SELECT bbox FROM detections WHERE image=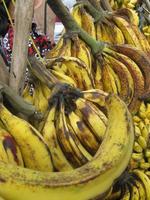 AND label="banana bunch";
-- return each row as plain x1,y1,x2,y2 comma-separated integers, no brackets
39,84,108,171
142,25,150,44
46,35,150,114
46,56,94,90
71,4,150,55
0,94,134,200
109,0,138,10
129,102,150,173
108,169,150,199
